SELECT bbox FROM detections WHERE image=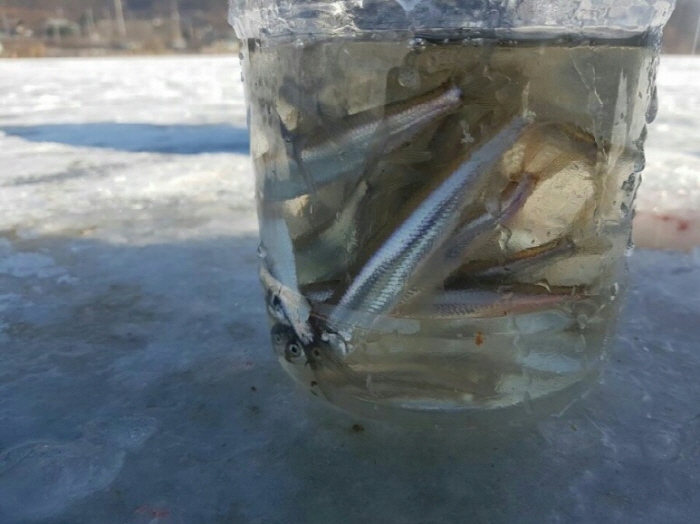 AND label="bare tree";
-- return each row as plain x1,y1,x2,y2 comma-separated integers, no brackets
170,0,186,49
0,0,10,35
113,0,126,39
